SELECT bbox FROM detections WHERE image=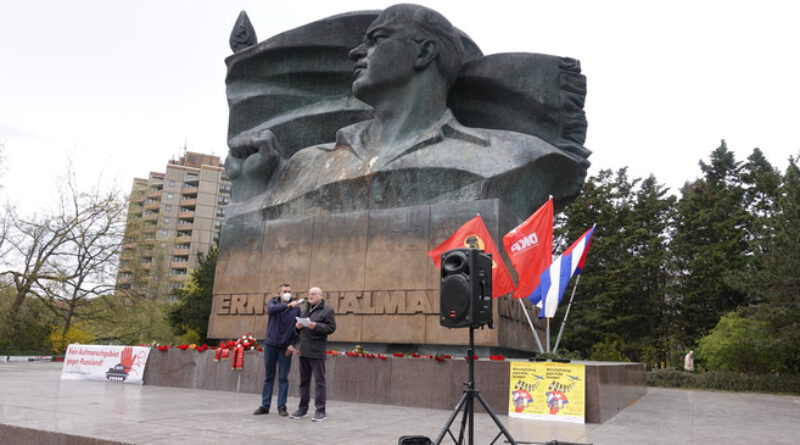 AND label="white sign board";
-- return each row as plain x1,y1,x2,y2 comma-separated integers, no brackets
61,344,151,384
